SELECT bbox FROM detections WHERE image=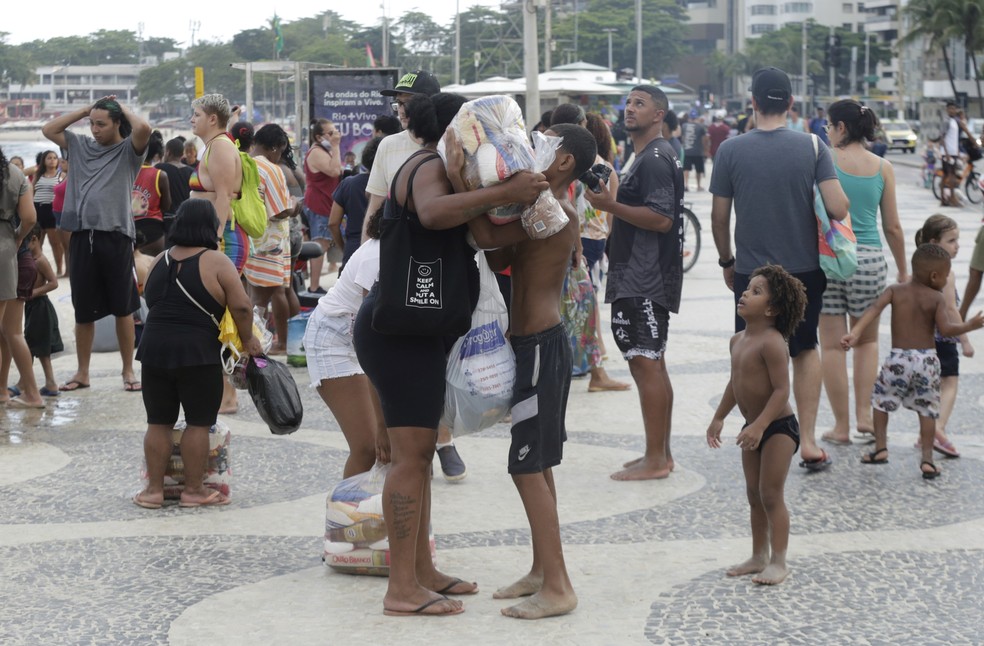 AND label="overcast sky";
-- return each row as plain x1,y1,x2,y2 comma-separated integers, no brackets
3,1,503,46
